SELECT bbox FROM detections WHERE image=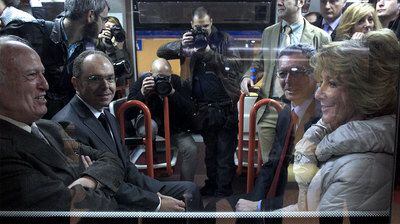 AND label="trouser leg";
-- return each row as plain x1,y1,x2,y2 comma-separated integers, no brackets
172,132,198,181
257,106,279,162
201,129,218,188
159,181,204,211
